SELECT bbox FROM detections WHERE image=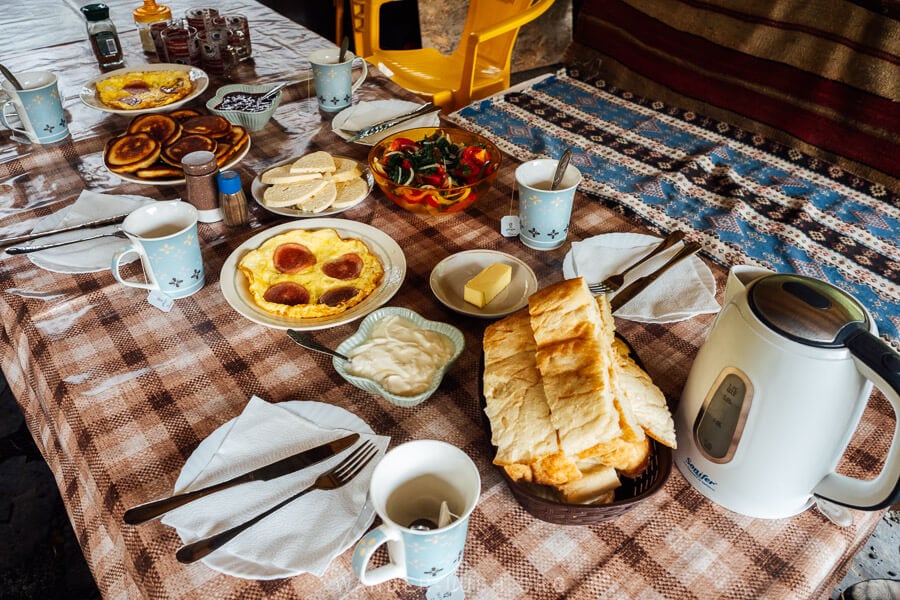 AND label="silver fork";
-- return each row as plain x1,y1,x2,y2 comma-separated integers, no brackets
175,440,378,563
587,230,685,295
